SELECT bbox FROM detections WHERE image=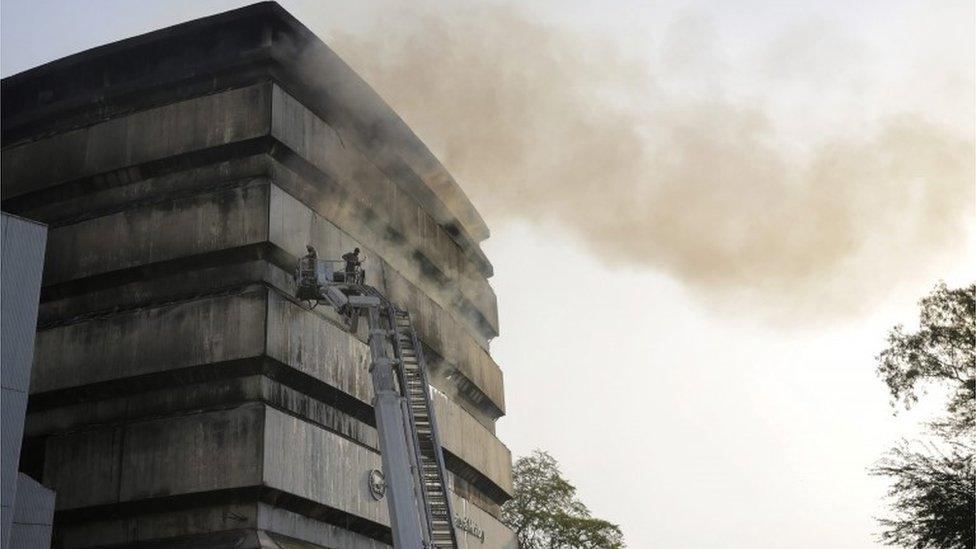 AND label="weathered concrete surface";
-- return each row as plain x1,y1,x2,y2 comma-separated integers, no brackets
44,404,264,510
26,376,270,440
32,290,268,393
56,503,260,549
264,407,388,524
1,84,271,198
432,389,513,497
44,179,270,285
121,405,265,502
57,505,392,549
258,504,390,549
265,291,375,404
452,494,518,549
